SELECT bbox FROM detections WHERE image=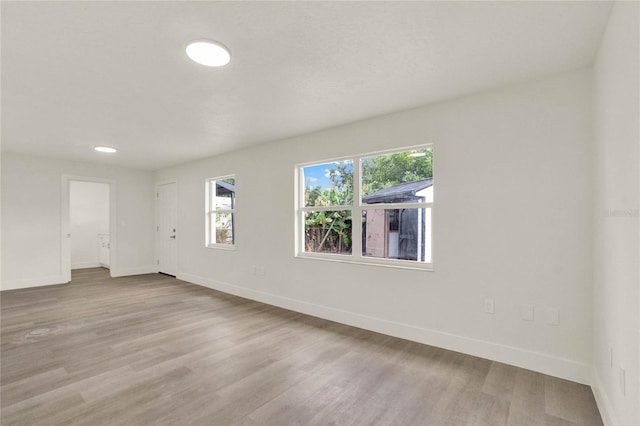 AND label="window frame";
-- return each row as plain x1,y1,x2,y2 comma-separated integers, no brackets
295,145,433,270
206,174,236,250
